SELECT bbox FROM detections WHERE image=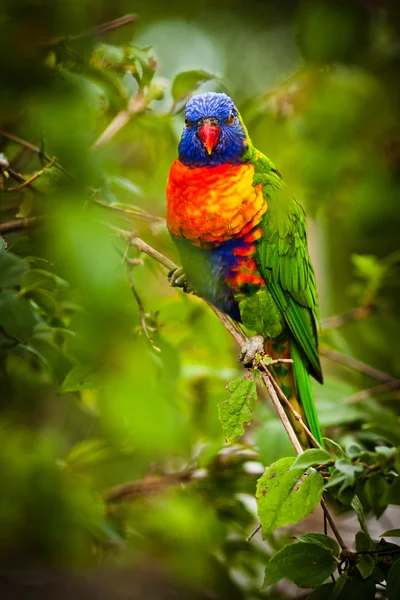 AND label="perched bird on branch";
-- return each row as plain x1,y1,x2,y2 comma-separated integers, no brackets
166,92,323,447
